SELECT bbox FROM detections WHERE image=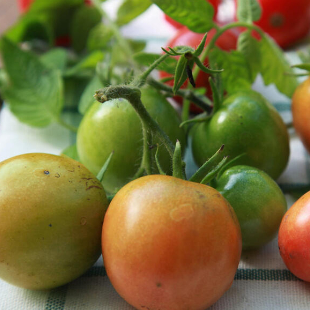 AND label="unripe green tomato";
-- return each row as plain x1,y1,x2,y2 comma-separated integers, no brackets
0,153,108,290
191,90,290,180
76,87,187,194
214,165,287,250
